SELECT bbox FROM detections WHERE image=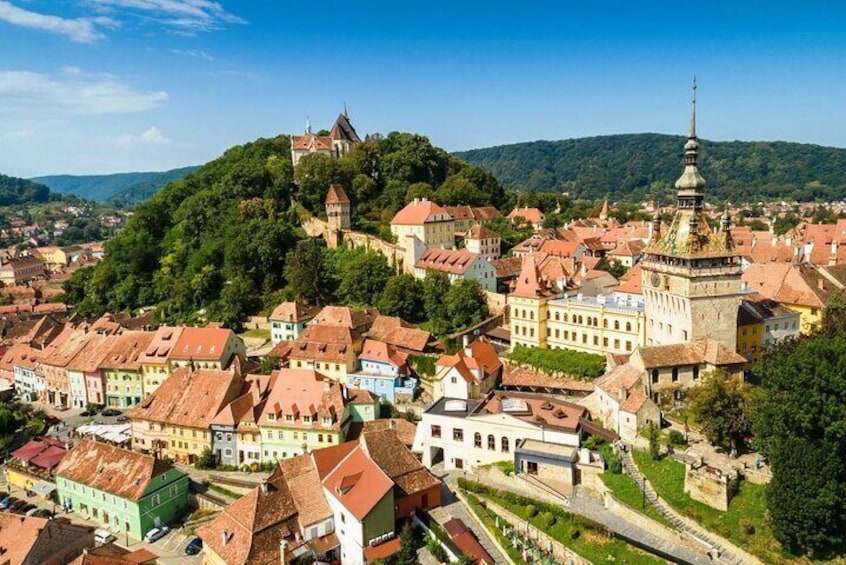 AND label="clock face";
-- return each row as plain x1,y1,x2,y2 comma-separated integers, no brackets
651,272,660,287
